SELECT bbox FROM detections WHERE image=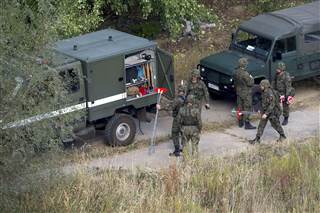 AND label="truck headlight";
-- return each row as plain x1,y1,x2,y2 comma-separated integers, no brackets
230,78,233,82
201,68,205,72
